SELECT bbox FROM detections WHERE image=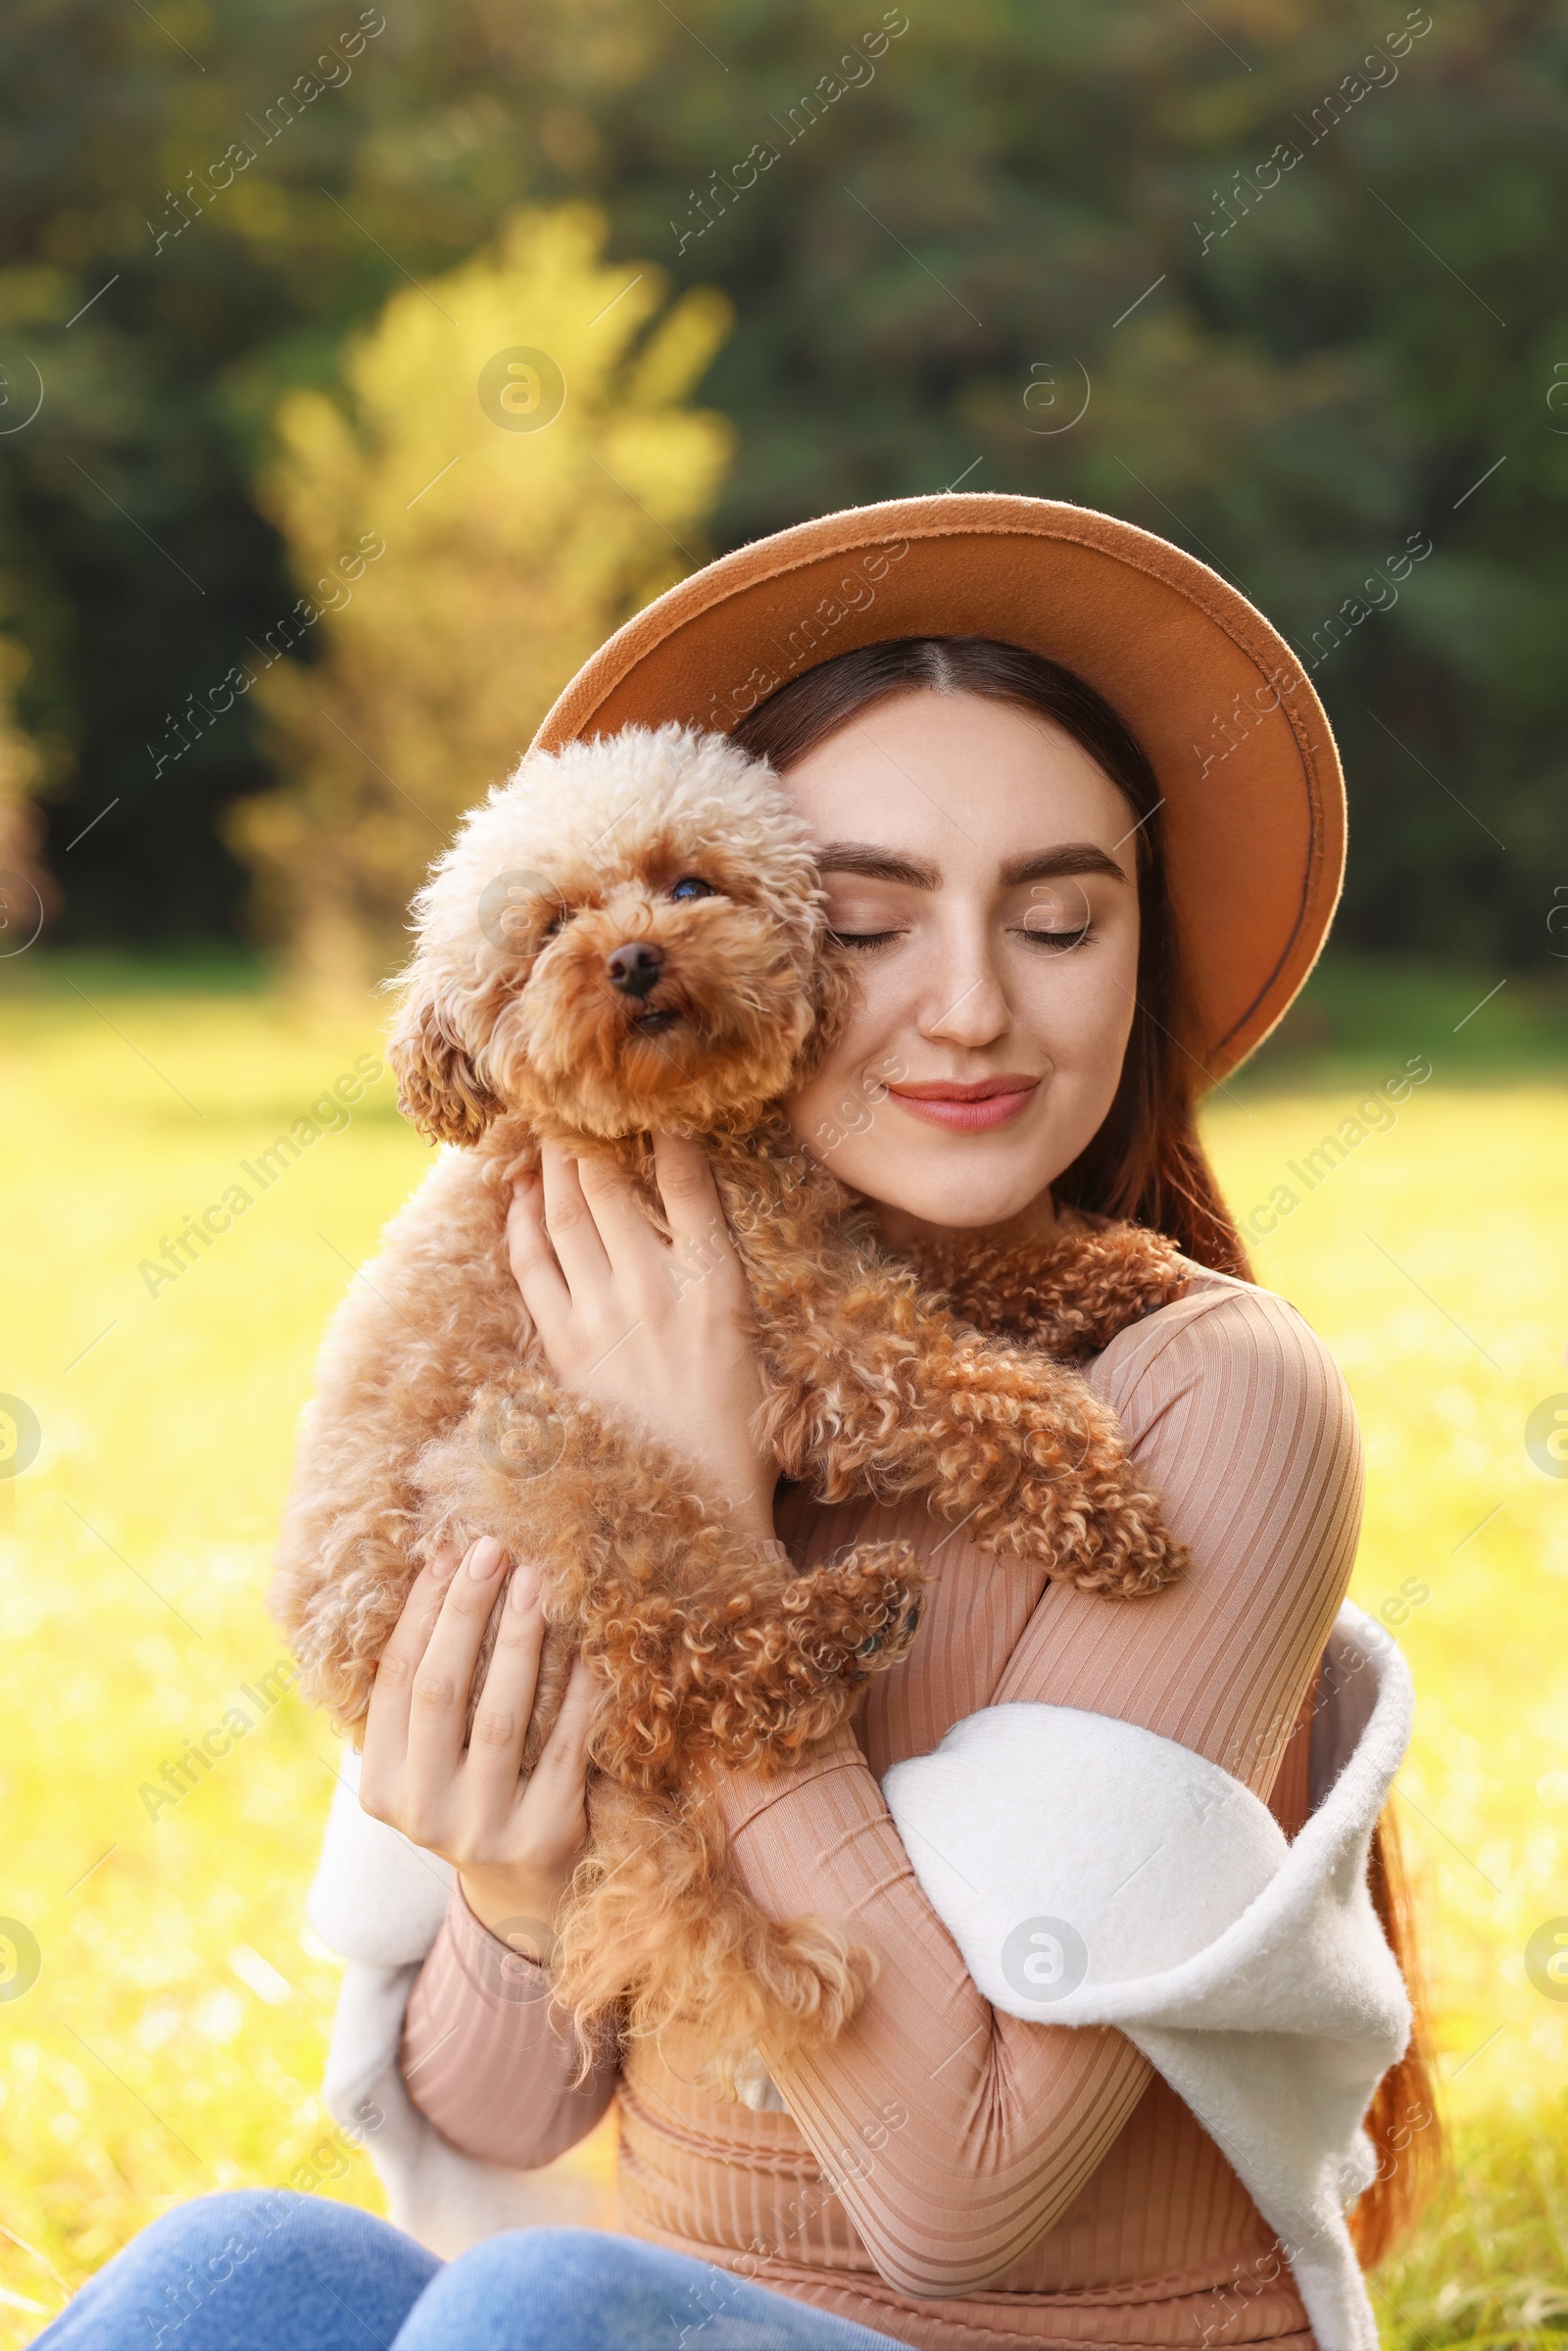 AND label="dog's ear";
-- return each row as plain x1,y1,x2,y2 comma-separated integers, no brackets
387,994,502,1145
